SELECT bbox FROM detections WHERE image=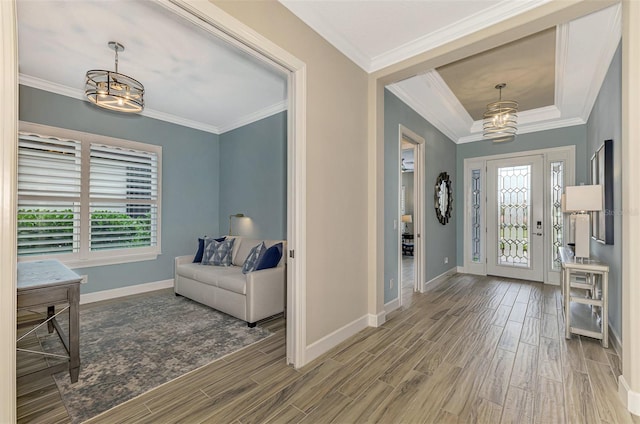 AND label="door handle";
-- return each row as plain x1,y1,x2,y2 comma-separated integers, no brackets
534,232,543,236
